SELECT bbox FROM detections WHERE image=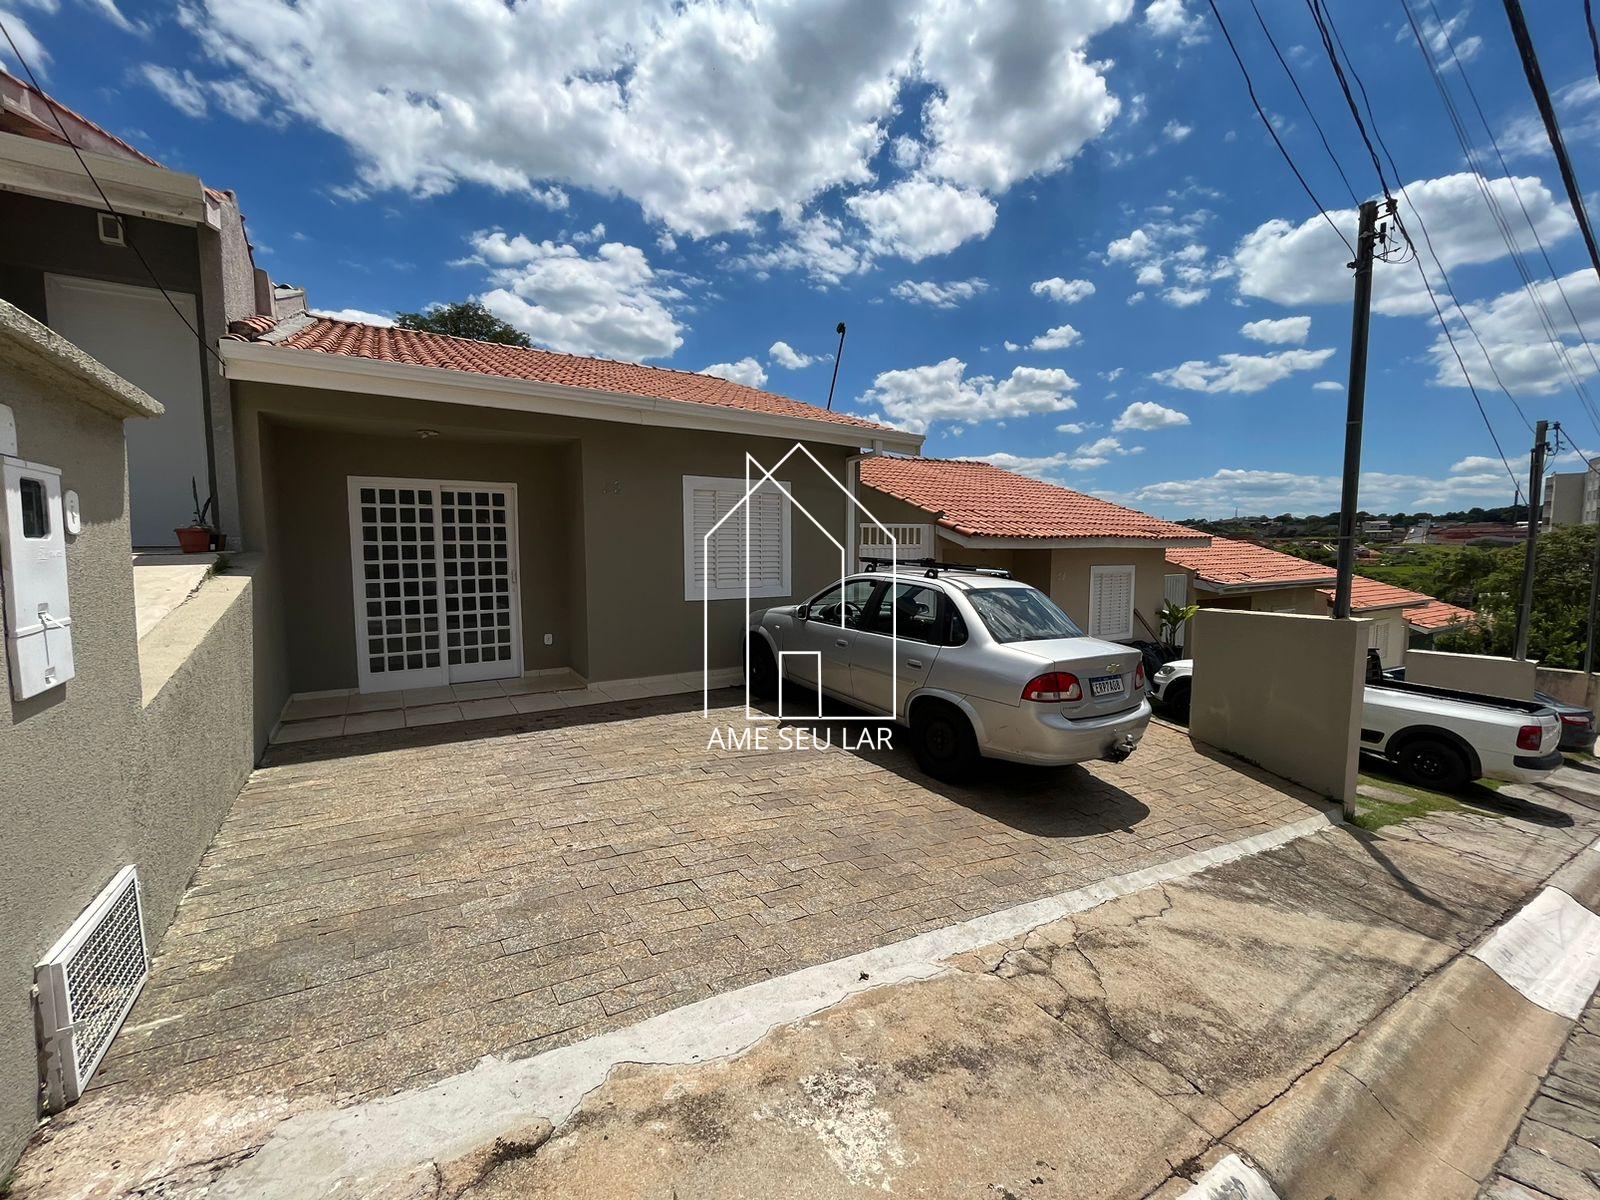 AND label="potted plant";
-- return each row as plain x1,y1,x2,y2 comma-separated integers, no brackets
175,478,225,553
1157,597,1199,658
